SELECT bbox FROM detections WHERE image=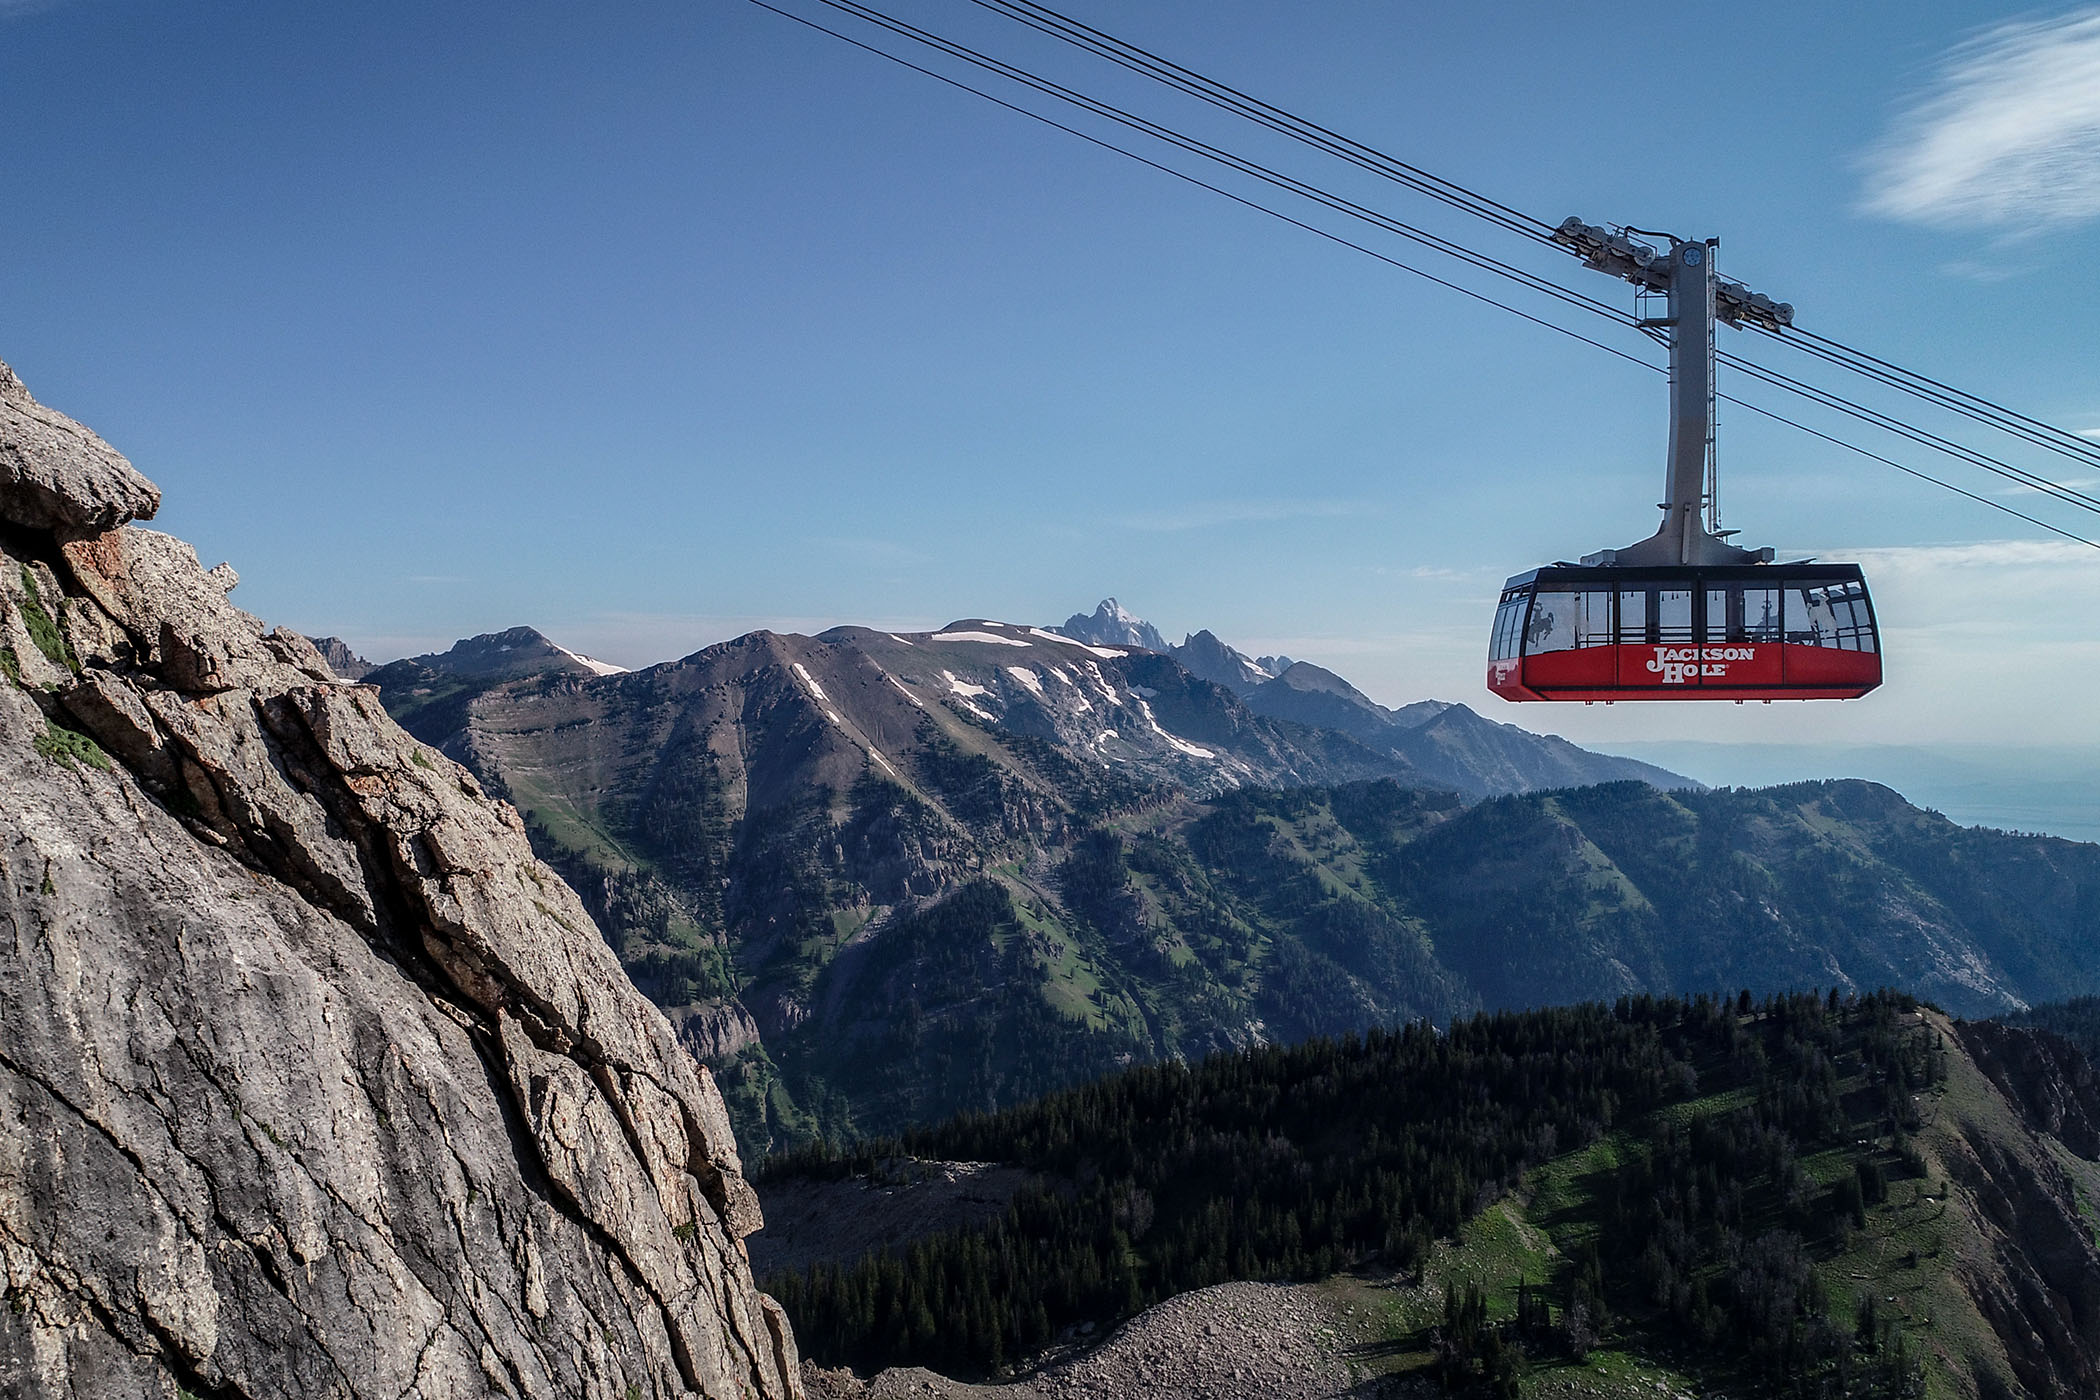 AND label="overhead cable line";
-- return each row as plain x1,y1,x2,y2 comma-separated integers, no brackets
743,0,2100,550
969,0,2100,482
790,0,2100,517
1718,394,2100,551
743,0,1655,374
962,0,1562,250
1758,327,2100,473
809,0,2100,504
1716,352,2100,516
793,0,1632,330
